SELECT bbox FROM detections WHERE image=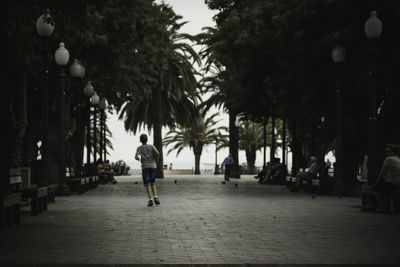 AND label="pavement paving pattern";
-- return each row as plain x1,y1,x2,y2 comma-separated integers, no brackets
1,174,400,265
